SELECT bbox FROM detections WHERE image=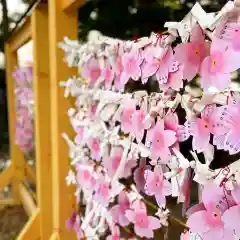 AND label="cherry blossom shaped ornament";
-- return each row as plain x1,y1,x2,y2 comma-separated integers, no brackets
120,49,142,85
110,190,130,227
200,38,240,92
174,23,209,81
134,158,151,192
187,182,236,240
94,177,111,208
106,225,124,240
147,119,177,163
81,58,101,87
87,137,101,161
101,61,115,90
103,146,123,178
125,201,161,239
120,98,136,134
144,165,172,207
131,109,146,143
